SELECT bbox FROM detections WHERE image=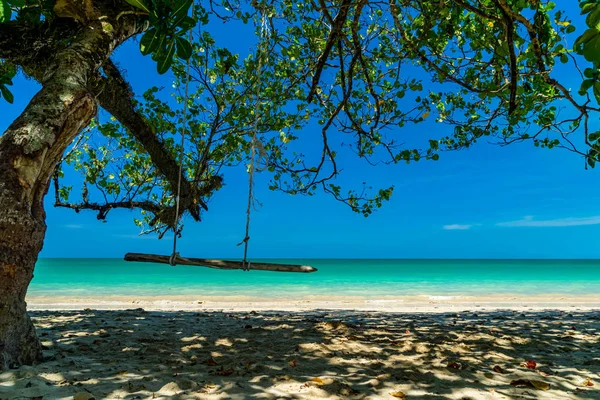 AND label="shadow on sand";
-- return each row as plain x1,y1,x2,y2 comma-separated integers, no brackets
0,309,599,399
